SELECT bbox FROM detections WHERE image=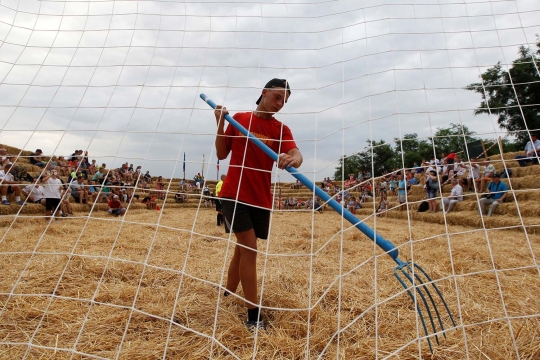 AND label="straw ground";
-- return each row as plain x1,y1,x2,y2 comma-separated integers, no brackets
1,208,539,359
